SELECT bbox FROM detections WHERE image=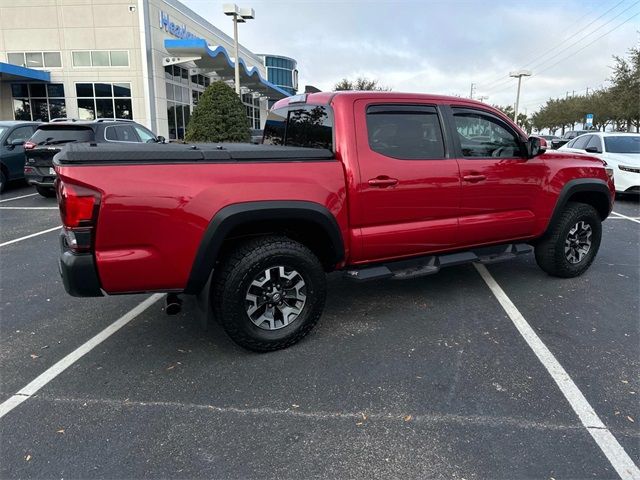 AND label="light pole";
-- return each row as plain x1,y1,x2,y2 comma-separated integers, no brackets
509,70,531,125
223,4,255,95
